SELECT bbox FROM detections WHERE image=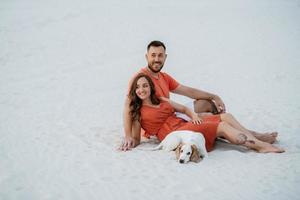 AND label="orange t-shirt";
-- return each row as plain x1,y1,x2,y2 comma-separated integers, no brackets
127,67,180,98
140,101,220,152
